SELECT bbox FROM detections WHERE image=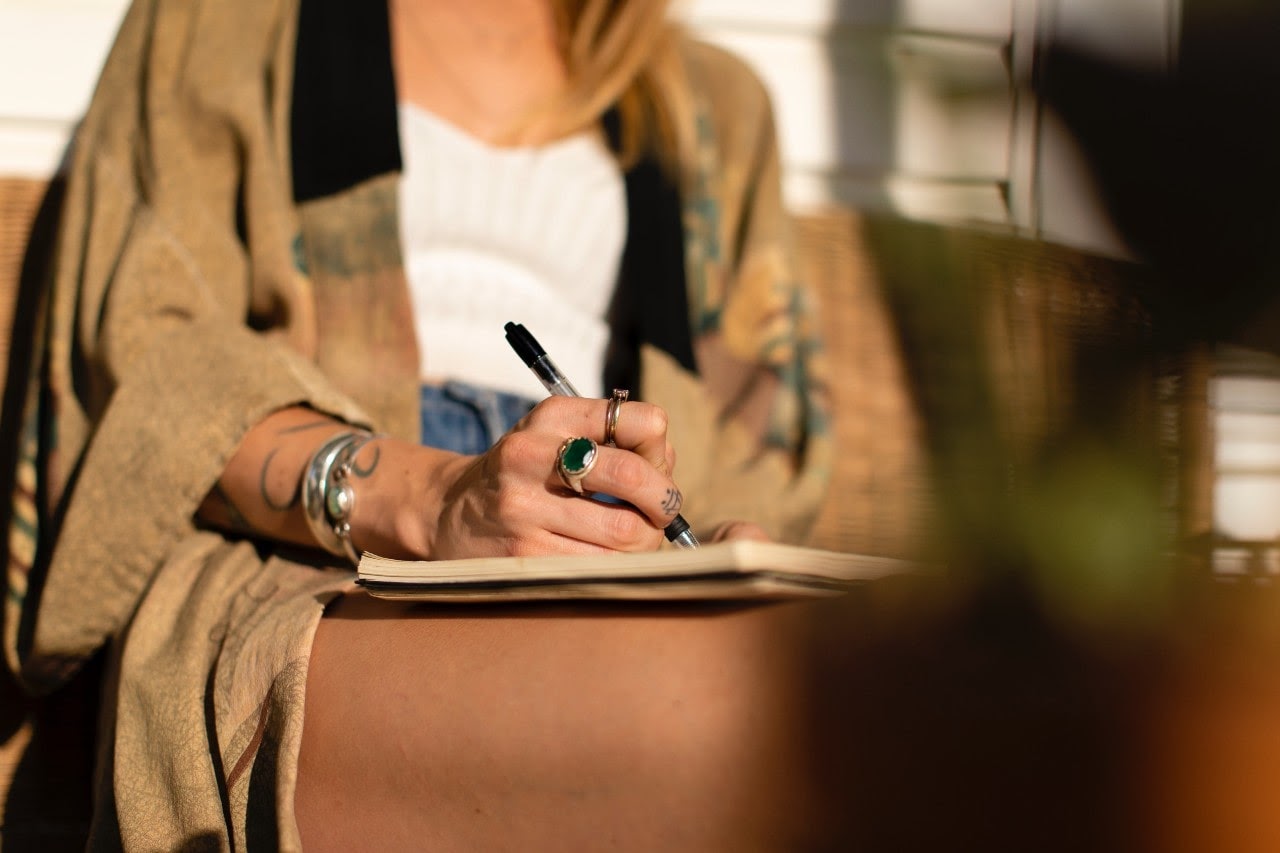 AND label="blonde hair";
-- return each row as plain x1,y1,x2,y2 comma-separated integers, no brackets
545,0,685,169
